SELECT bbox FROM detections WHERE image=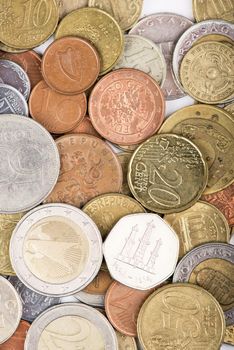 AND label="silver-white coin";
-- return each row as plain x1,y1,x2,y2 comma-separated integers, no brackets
103,213,179,290
10,203,103,297
24,303,118,350
0,84,28,116
0,114,59,213
75,290,105,308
